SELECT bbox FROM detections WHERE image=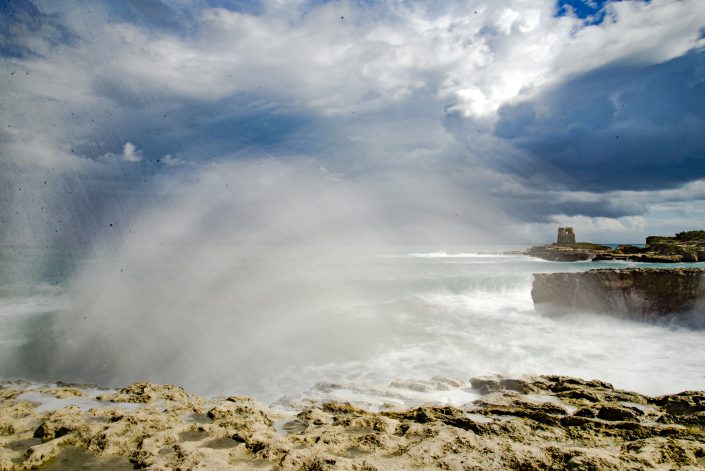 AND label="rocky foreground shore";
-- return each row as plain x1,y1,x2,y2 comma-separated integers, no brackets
2,376,705,470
